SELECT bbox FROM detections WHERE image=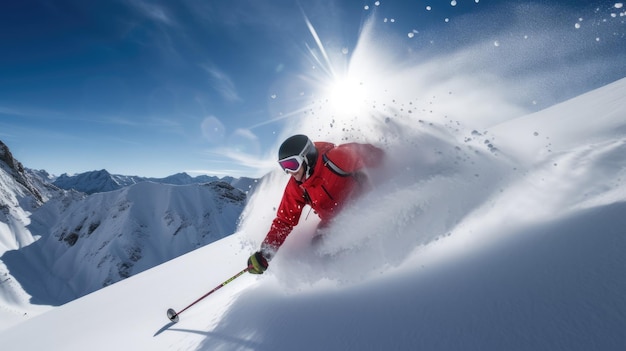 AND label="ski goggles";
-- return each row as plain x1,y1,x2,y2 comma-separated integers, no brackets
278,139,313,173
278,155,305,173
